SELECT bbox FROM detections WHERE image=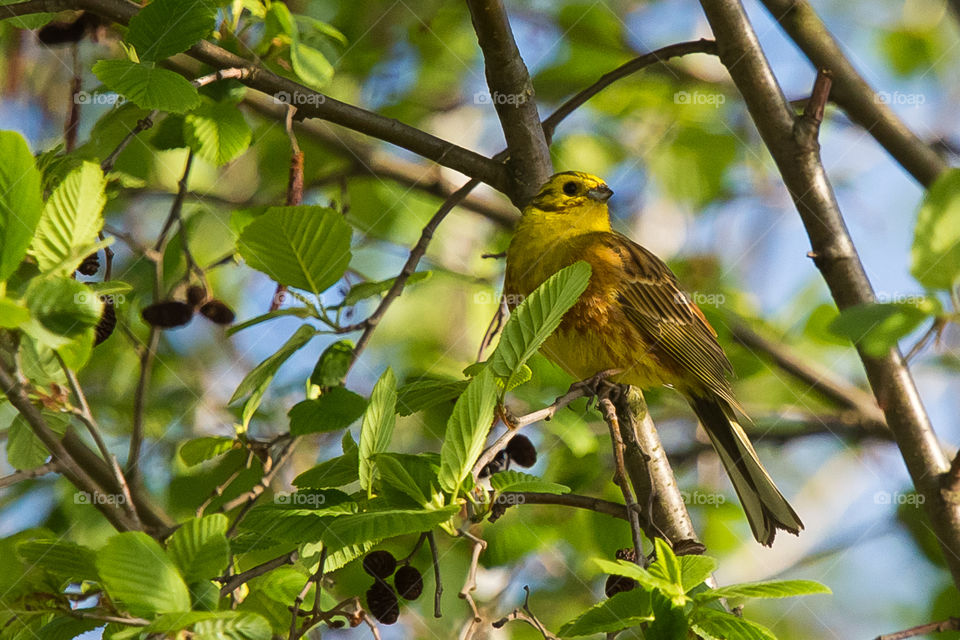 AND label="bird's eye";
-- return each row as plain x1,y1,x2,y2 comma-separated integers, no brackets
562,181,578,196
